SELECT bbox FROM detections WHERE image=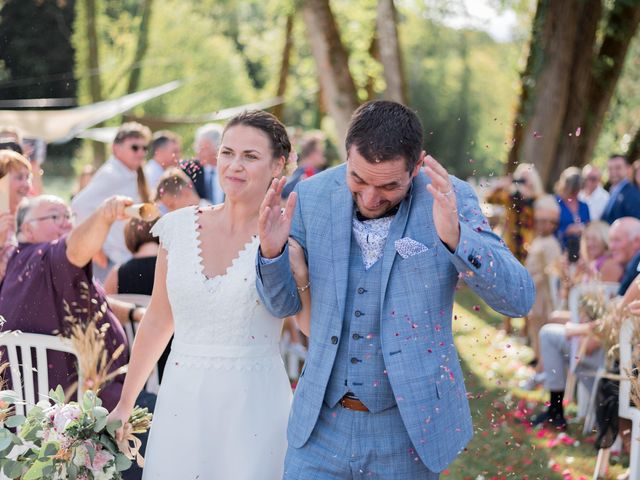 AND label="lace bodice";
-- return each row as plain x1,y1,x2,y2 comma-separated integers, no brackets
151,207,283,368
